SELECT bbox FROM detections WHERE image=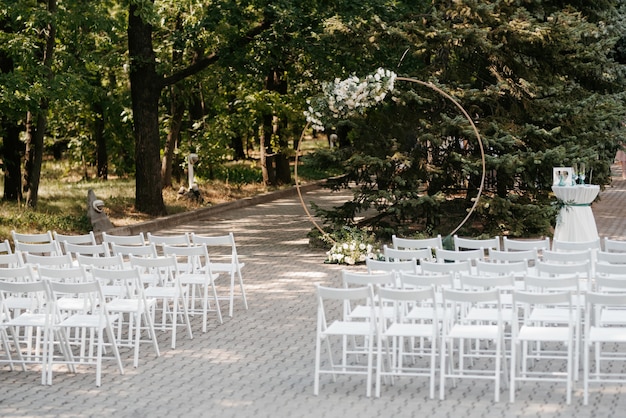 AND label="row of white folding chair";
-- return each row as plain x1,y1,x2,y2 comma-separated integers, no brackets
390,234,501,252
389,235,558,255
10,230,247,319
317,273,595,403
162,244,223,330
106,231,247,318
405,235,626,259
12,242,226,341
0,273,124,386
113,243,225,332
407,267,584,395
513,286,626,405
315,282,506,400
71,256,163,366
127,255,194,350
0,260,160,368
315,281,440,399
